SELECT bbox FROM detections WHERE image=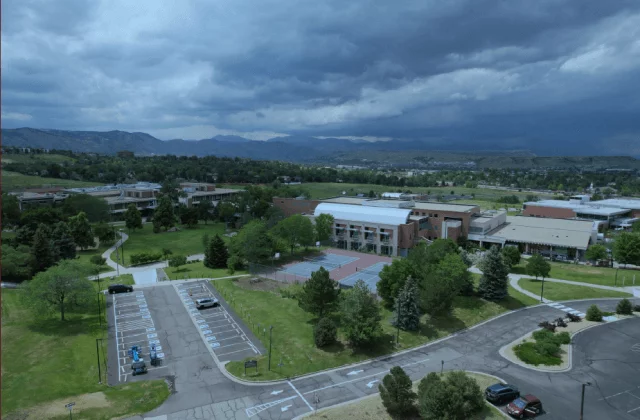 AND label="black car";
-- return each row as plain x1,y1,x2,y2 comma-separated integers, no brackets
108,284,133,294
131,360,147,376
485,383,520,404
